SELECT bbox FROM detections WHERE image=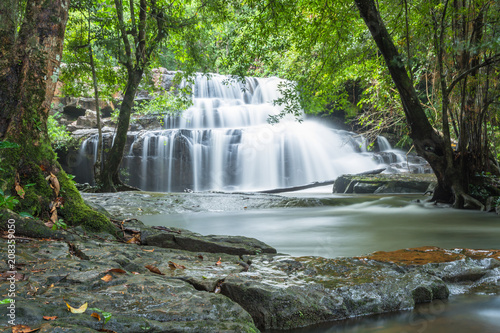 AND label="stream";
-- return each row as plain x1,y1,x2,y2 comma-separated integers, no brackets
136,189,500,333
